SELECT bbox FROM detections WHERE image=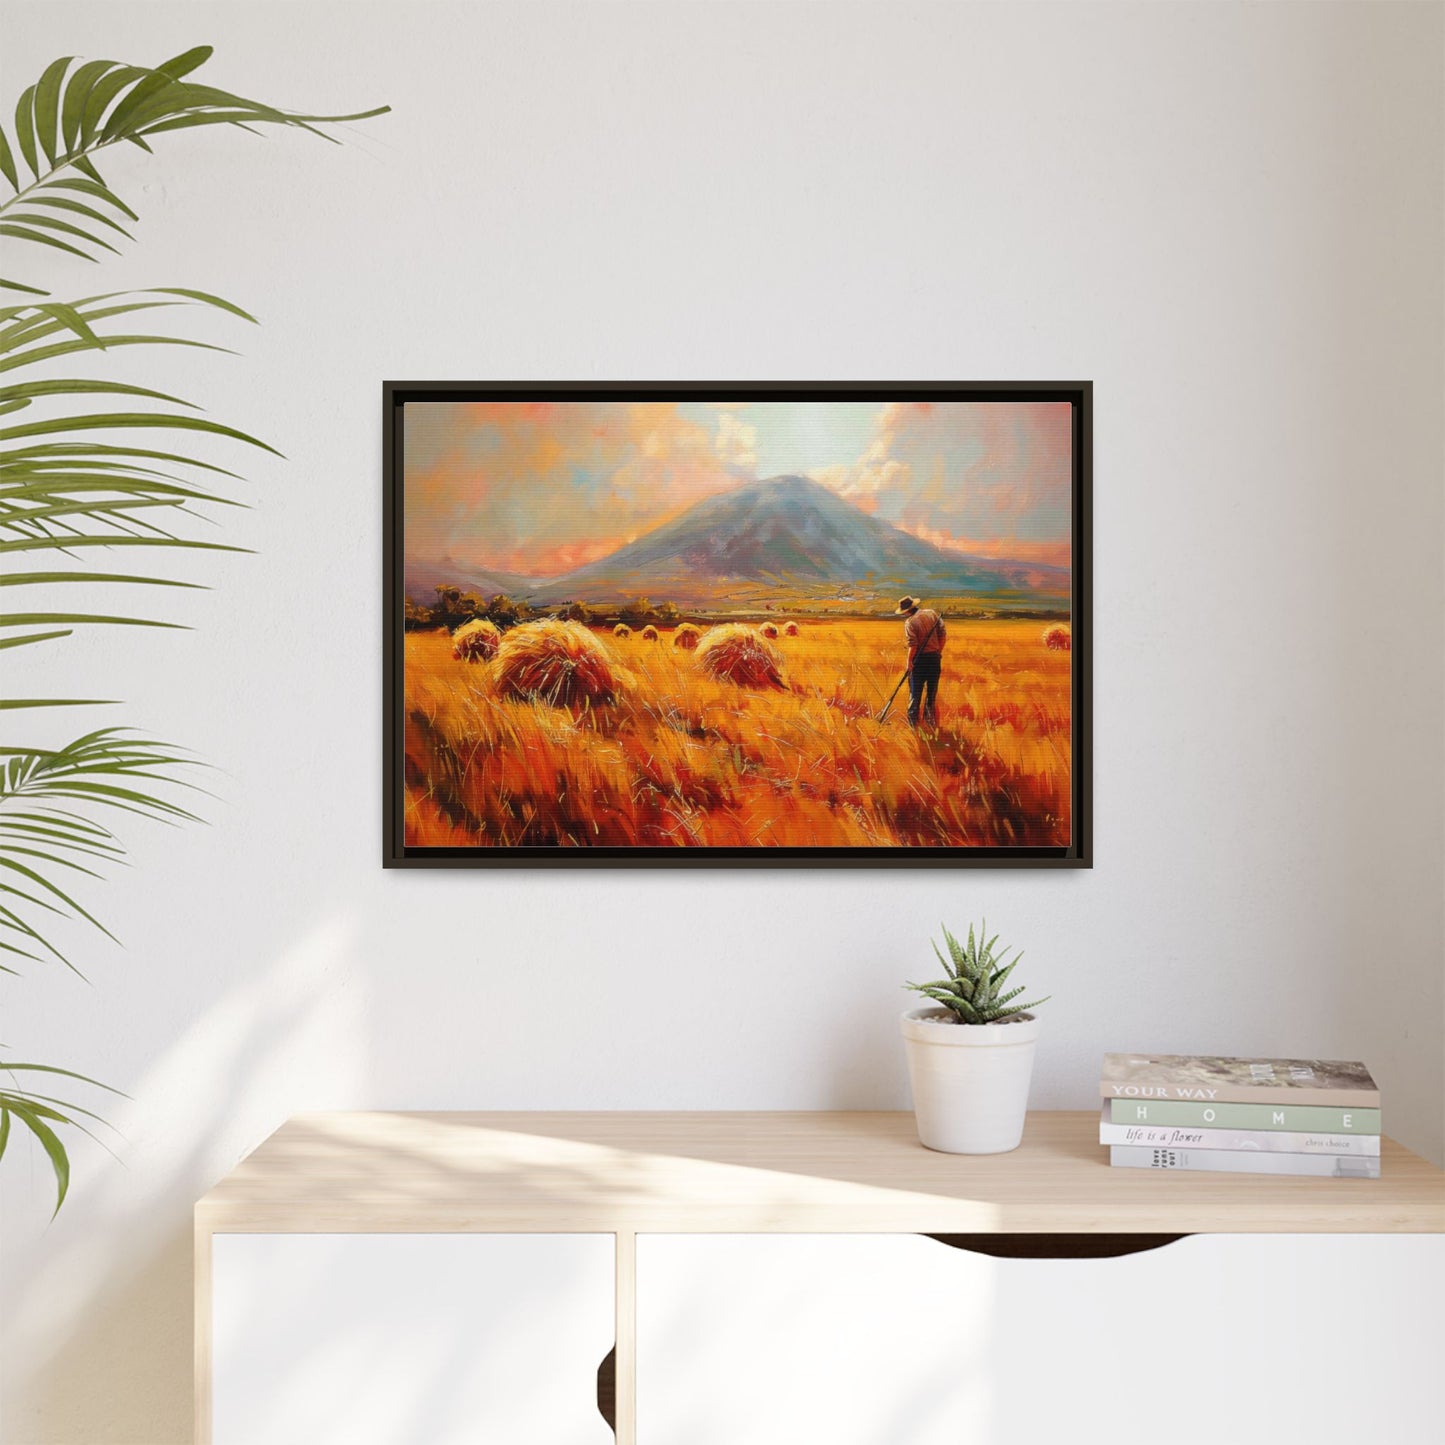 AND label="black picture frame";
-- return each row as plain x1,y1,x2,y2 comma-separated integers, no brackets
384,381,1092,868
